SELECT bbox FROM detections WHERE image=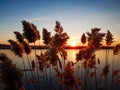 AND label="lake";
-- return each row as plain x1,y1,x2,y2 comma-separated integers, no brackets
0,49,120,90
0,49,119,70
